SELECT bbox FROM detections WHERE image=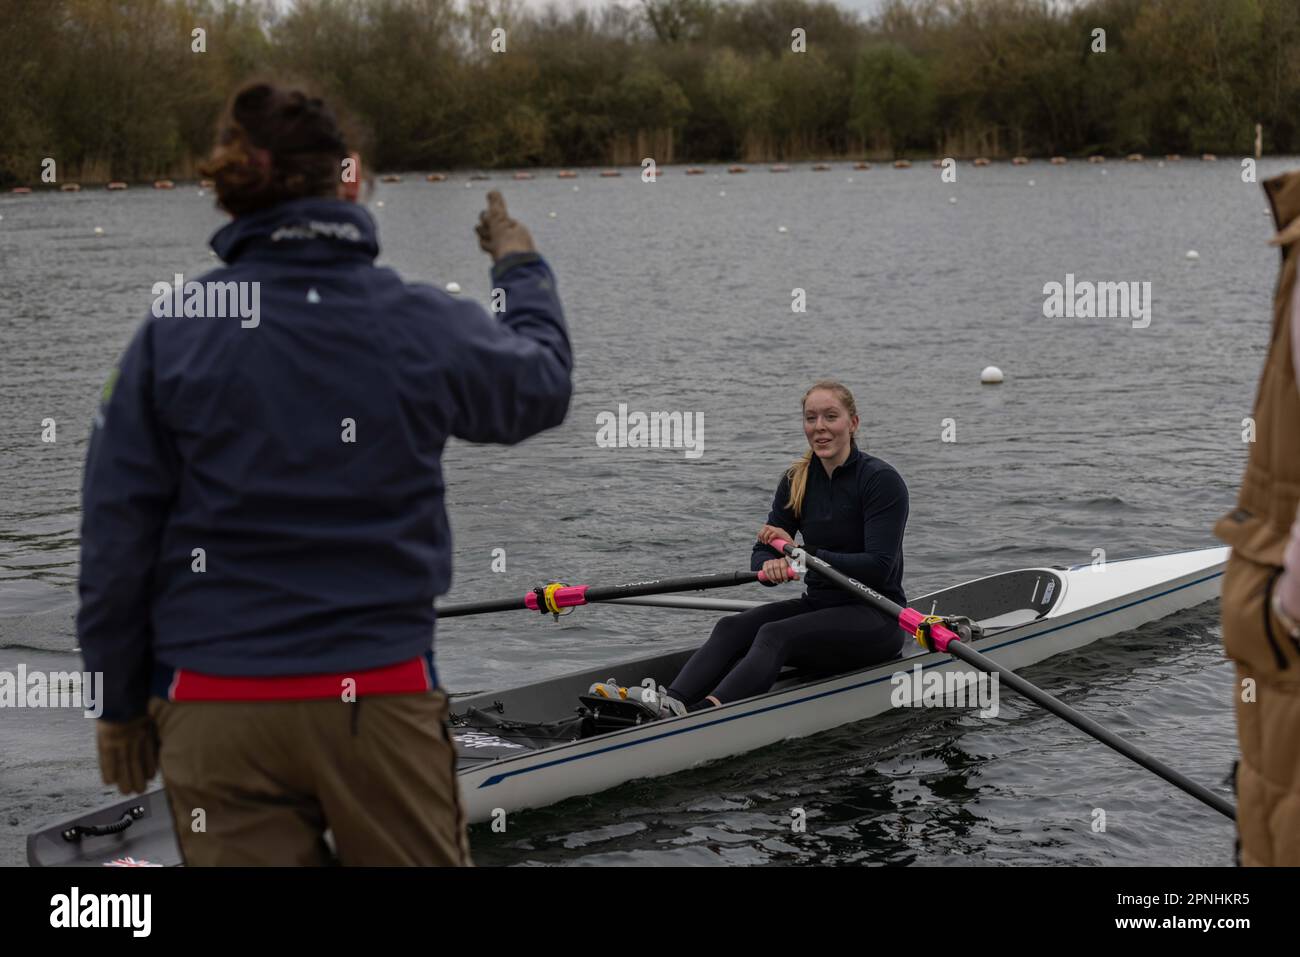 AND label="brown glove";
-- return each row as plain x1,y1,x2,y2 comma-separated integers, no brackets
96,716,159,795
475,190,536,262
